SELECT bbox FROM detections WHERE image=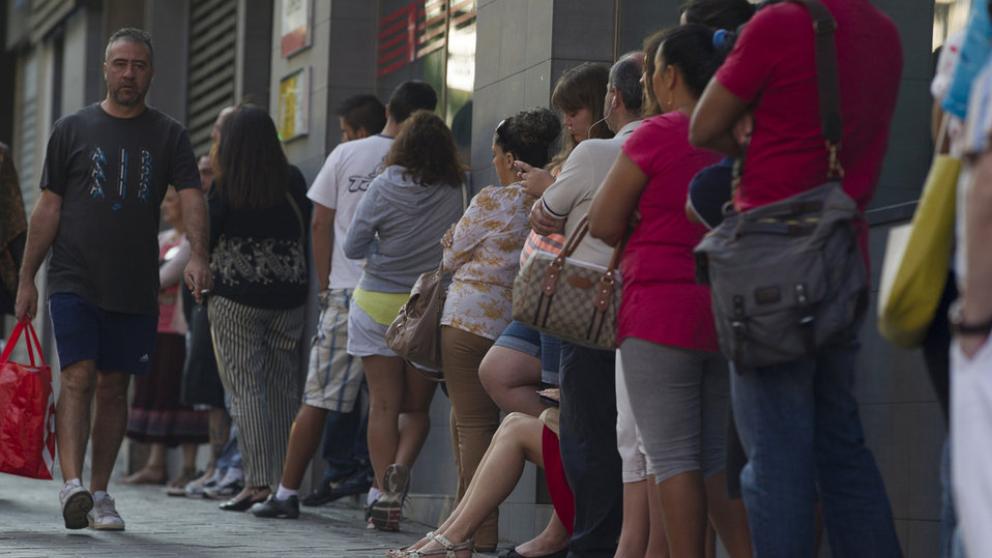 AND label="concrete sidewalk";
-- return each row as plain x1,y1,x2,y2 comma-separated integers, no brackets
0,473,428,558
